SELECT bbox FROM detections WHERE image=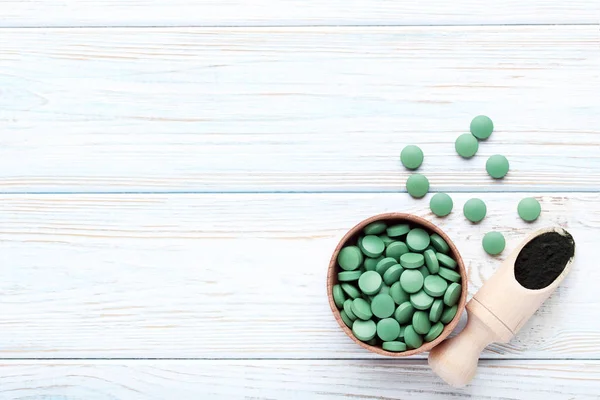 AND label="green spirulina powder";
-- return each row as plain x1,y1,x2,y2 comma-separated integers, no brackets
514,231,575,290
